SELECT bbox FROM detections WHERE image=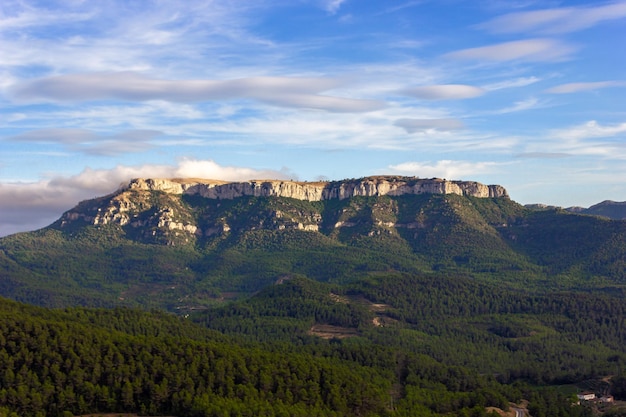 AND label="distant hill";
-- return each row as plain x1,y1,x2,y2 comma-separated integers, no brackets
577,200,626,220
527,200,626,220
